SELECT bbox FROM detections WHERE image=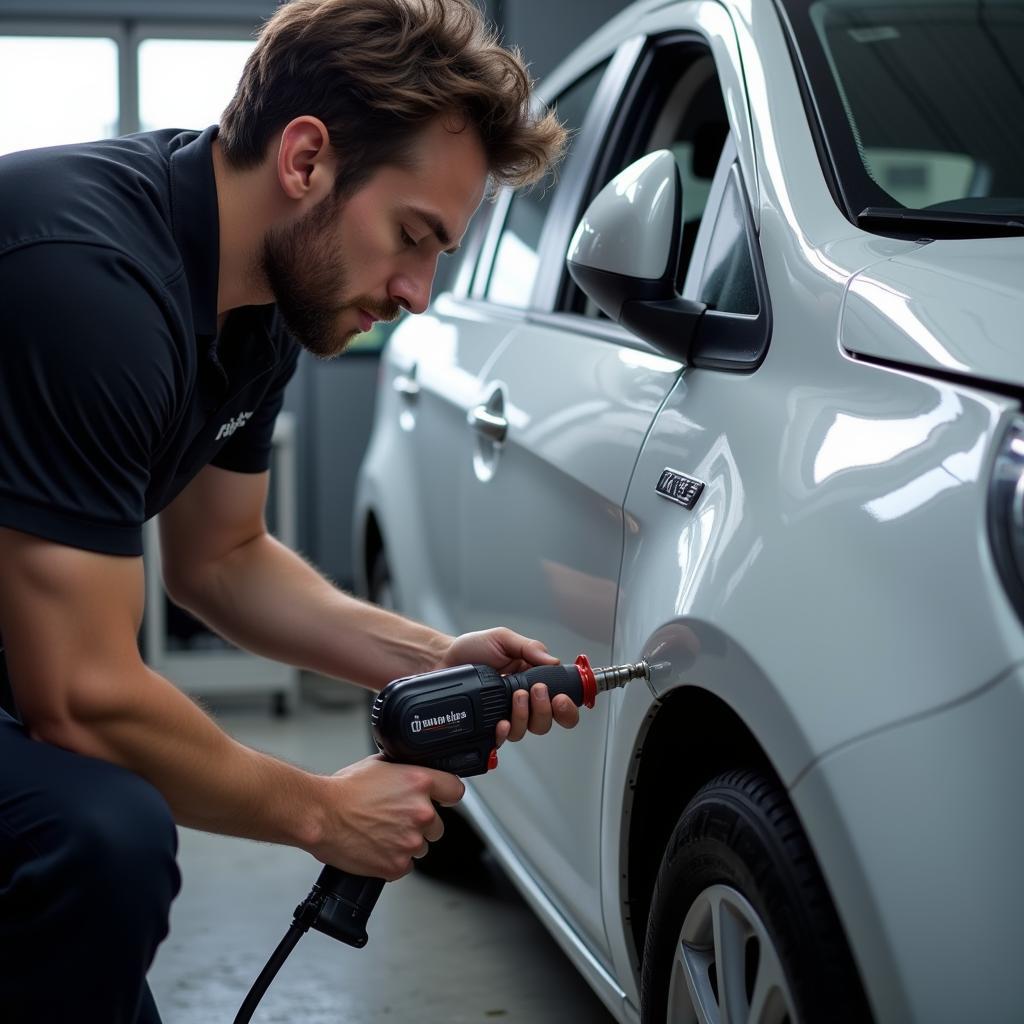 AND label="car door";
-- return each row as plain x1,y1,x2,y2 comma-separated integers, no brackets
458,30,750,962
376,48,620,635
